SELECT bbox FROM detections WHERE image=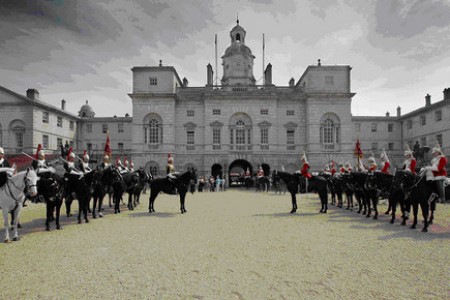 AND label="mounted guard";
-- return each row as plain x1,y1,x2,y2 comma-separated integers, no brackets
424,143,447,204
403,145,417,175
79,150,92,173
0,147,15,188
380,148,391,174
367,156,378,172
